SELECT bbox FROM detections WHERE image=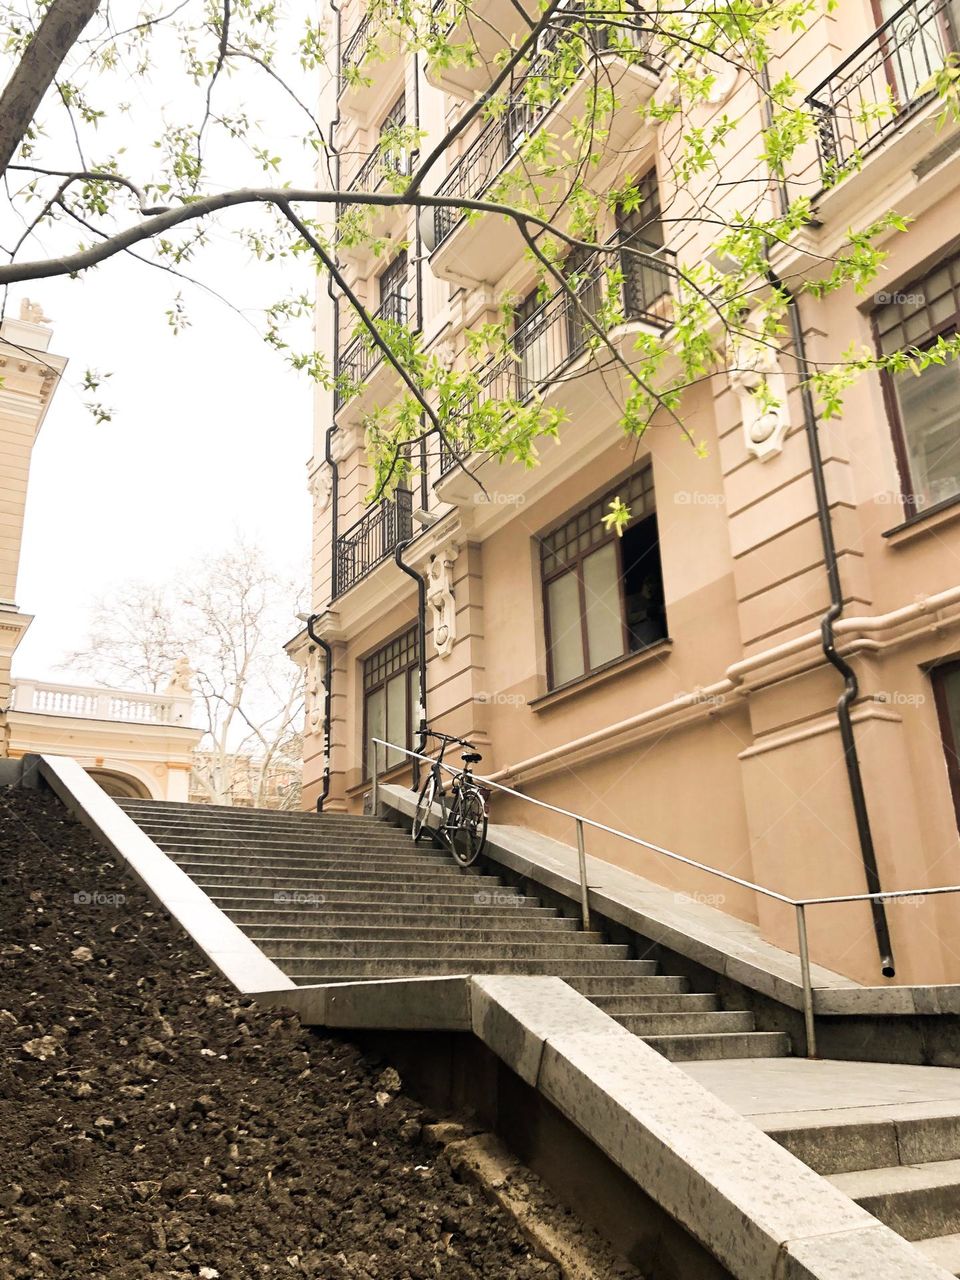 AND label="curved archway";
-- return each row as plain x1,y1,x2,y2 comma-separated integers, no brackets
86,769,153,800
